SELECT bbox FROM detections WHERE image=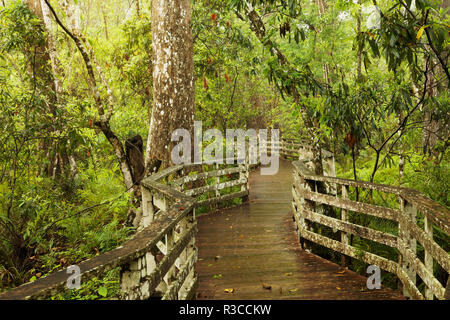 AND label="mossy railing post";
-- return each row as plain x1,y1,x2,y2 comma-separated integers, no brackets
240,151,249,203
398,198,417,299
424,214,434,300
340,185,350,267
172,208,197,300
292,168,313,252
118,184,157,299
141,186,155,229
214,162,220,211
